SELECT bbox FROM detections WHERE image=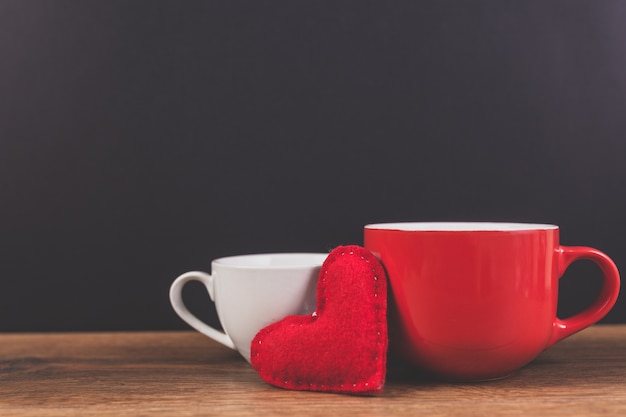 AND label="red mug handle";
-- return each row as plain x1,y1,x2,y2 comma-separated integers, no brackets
548,246,620,348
